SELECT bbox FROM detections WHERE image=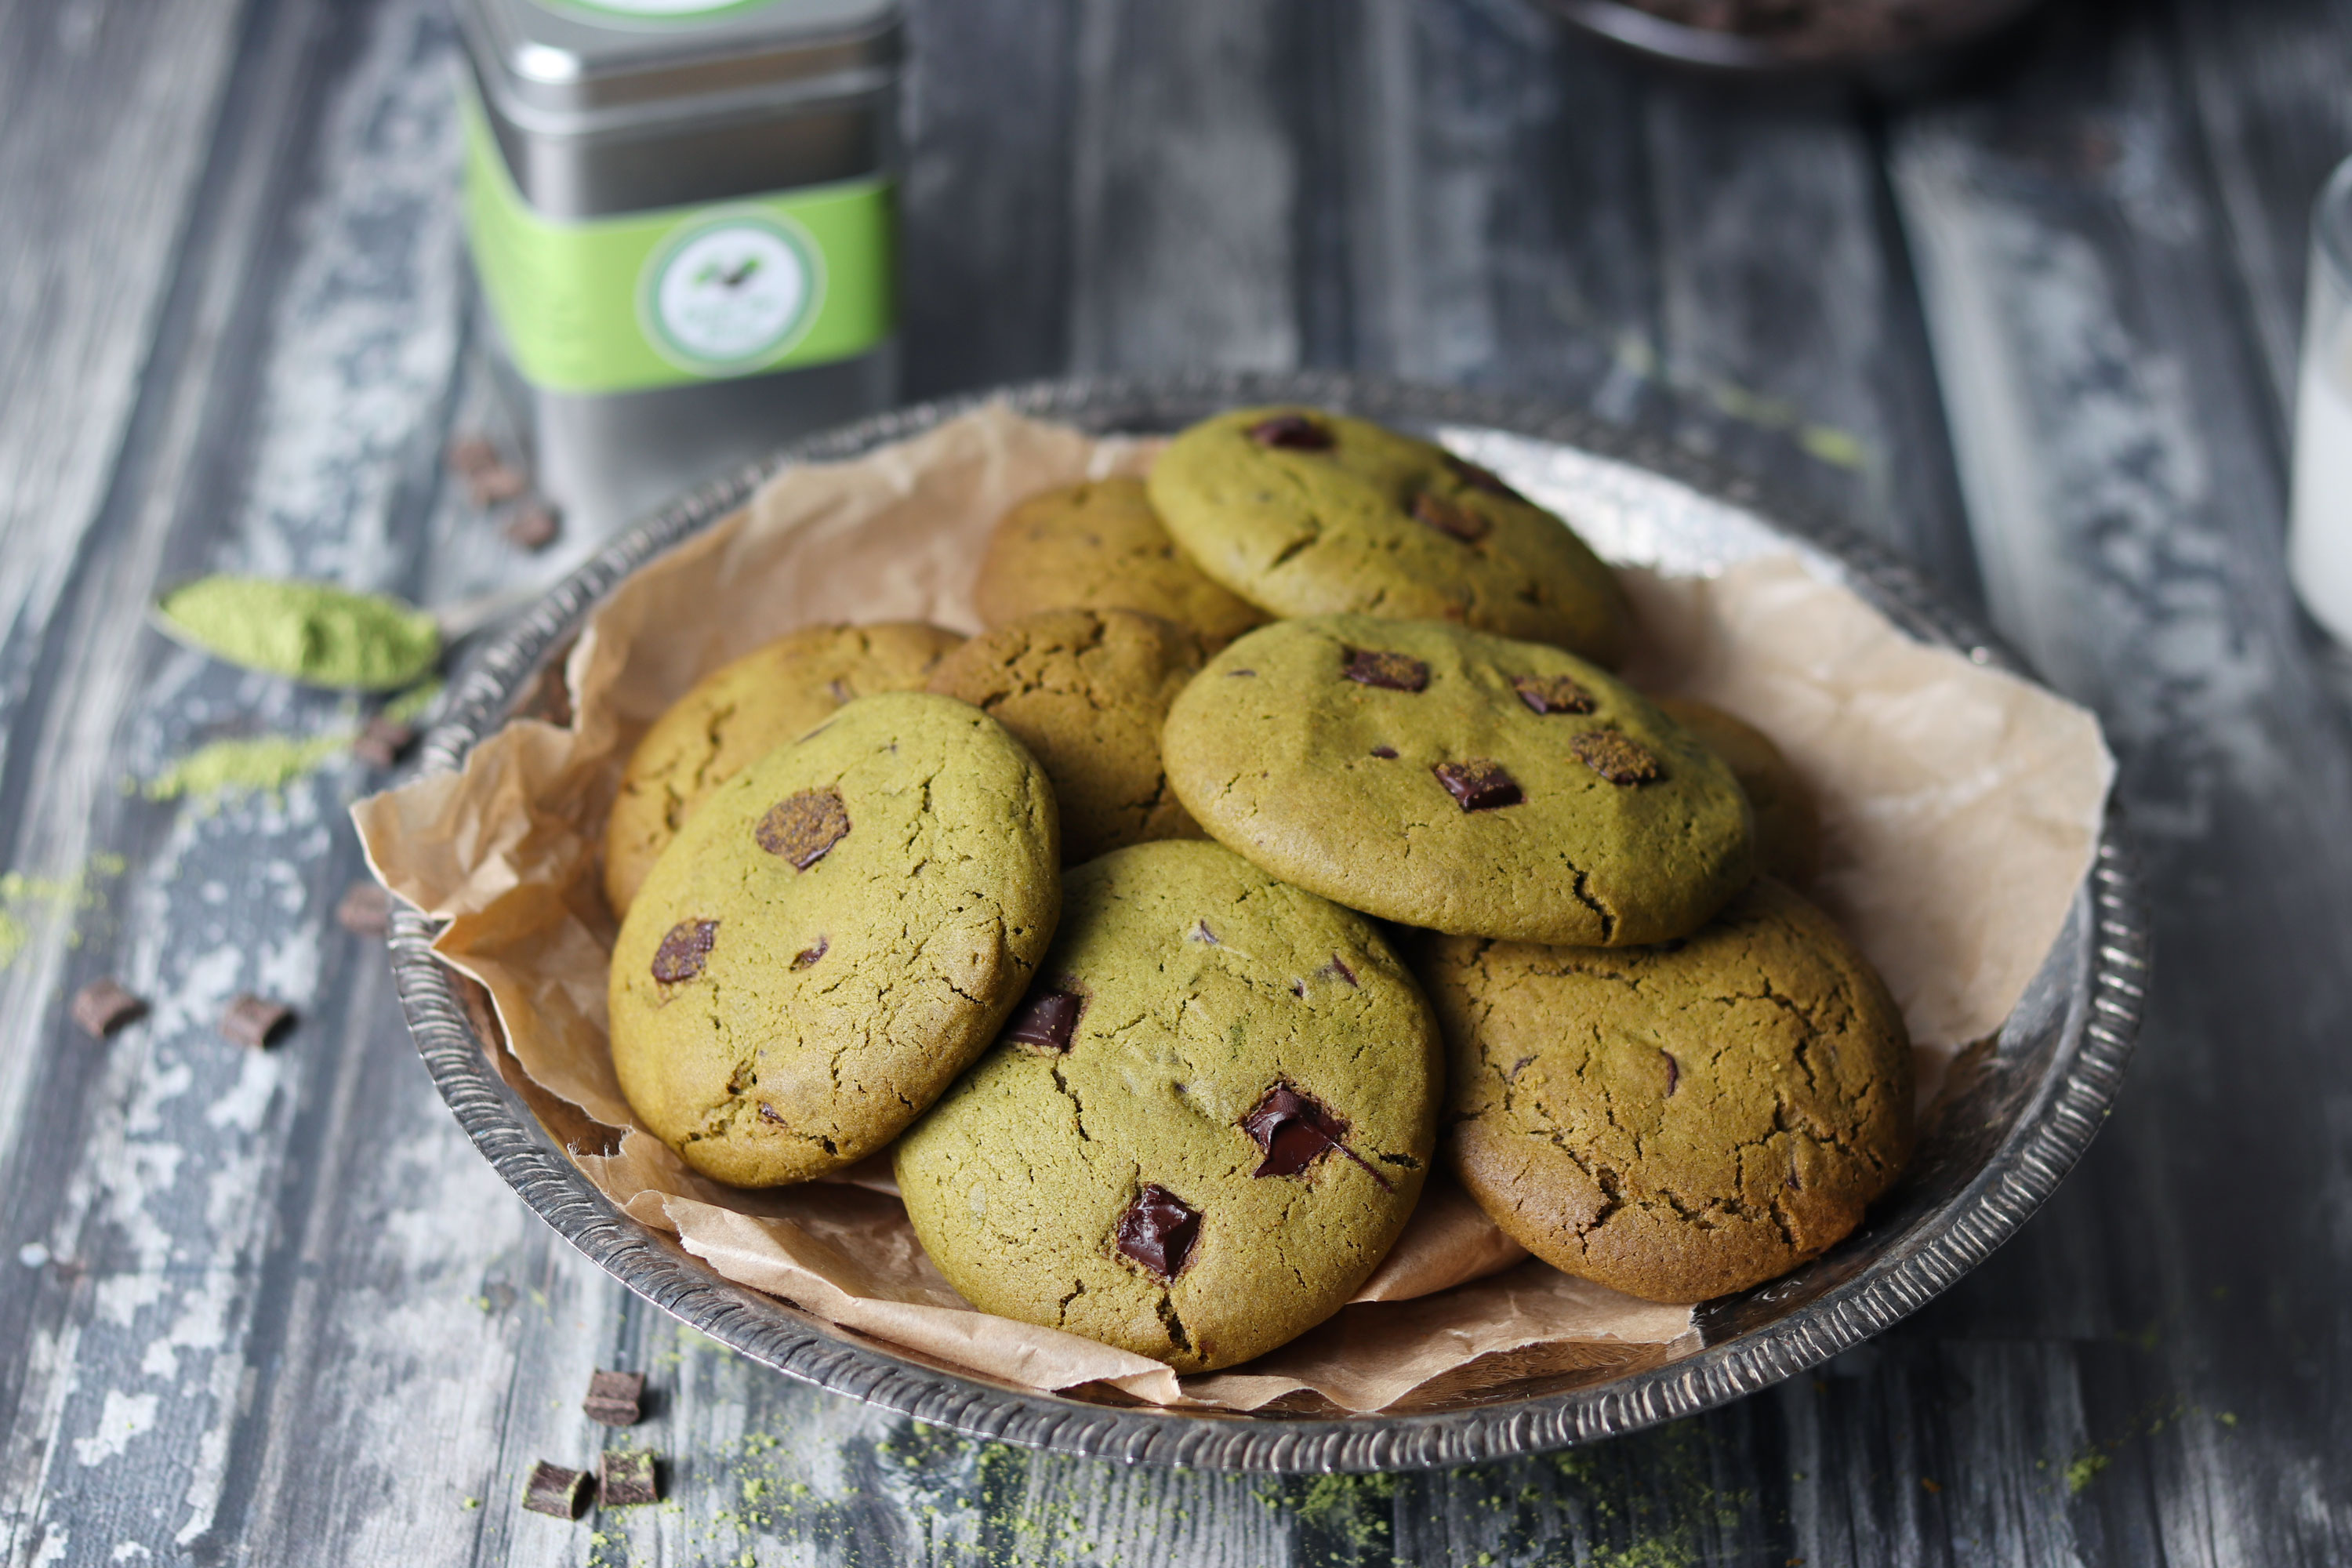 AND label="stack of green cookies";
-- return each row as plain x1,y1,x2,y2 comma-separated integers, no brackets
604,405,1914,1374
